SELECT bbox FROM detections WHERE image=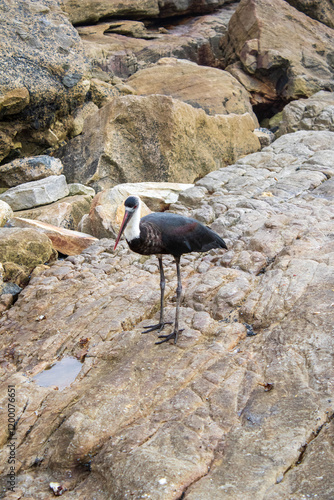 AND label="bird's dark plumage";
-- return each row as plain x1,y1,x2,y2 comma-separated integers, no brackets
128,213,227,257
114,195,227,345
